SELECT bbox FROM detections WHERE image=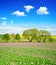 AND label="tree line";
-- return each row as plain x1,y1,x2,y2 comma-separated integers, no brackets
0,28,55,43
